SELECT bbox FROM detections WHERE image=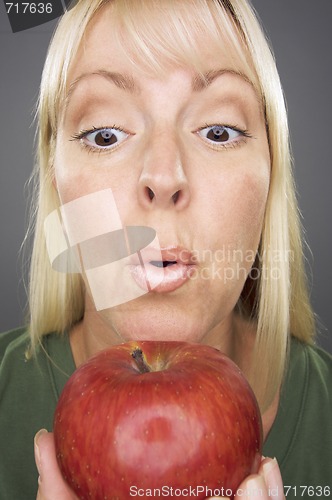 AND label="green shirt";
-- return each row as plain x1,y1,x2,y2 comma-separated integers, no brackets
0,328,331,500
